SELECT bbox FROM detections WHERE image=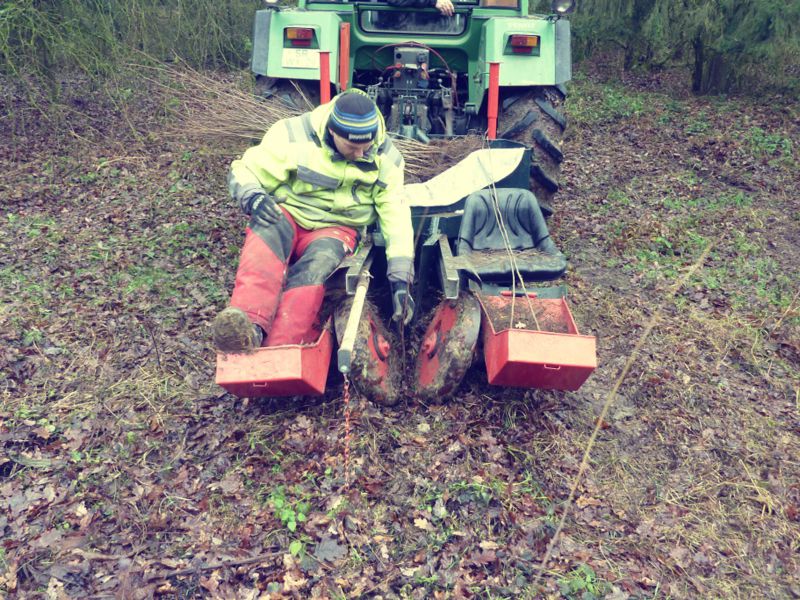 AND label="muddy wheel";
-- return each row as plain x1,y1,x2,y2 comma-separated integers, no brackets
254,75,317,112
499,85,567,216
414,293,481,402
334,298,401,406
